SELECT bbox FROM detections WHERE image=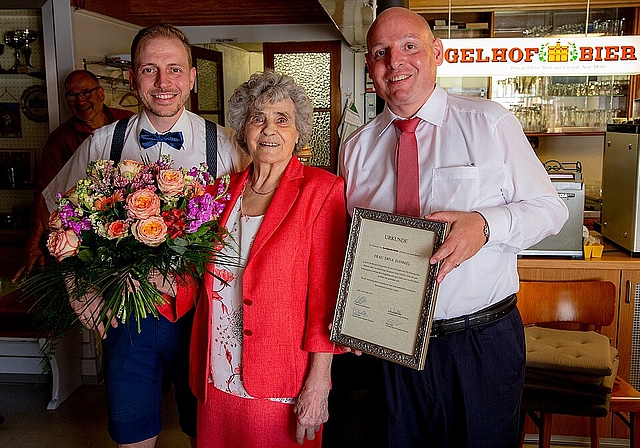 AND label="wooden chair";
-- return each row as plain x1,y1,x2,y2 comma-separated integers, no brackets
517,280,640,448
